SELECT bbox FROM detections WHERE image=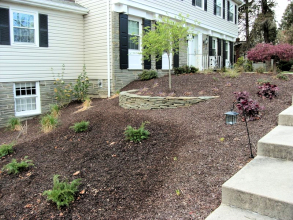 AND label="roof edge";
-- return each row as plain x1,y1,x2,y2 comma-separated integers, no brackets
6,0,89,14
